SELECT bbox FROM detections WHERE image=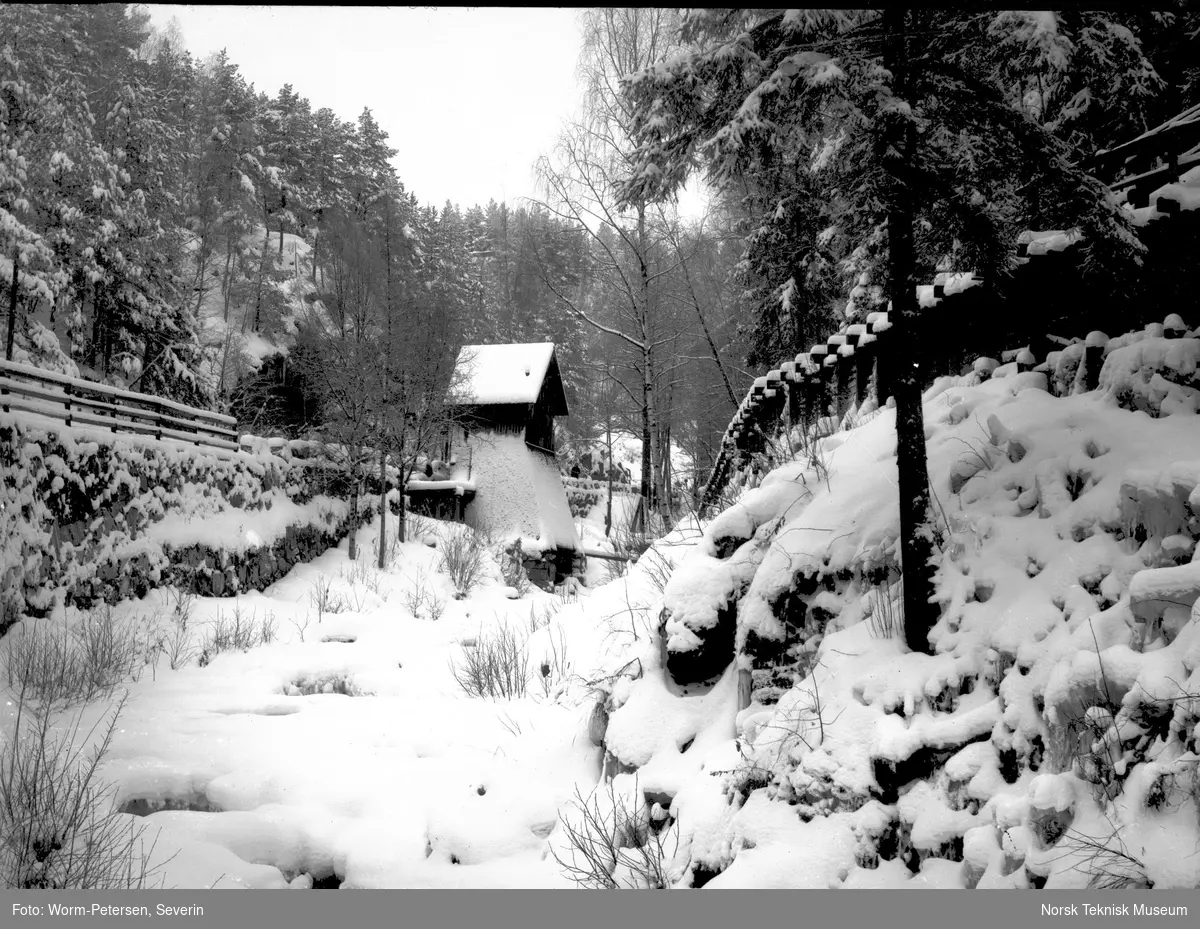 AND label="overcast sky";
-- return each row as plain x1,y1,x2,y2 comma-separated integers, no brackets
148,5,594,213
